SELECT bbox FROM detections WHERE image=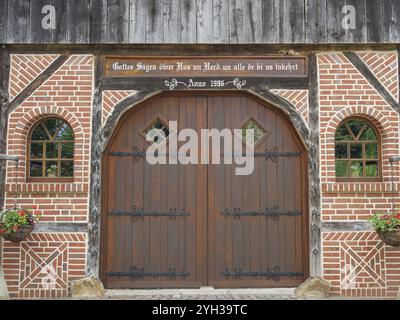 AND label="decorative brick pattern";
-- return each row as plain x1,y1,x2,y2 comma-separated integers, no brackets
357,51,398,102
9,55,59,101
102,90,137,125
2,233,87,298
271,89,309,123
5,55,93,222
322,232,400,298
